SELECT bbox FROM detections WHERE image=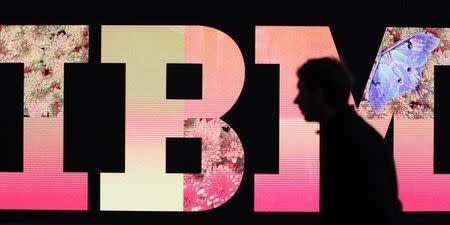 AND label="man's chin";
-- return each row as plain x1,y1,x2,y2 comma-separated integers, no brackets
303,115,318,122
300,110,317,122
303,115,312,121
